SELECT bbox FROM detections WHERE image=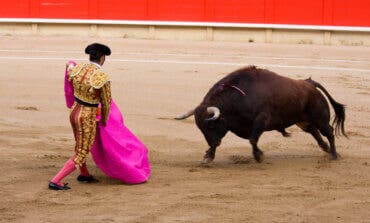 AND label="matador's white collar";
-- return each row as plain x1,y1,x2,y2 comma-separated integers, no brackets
90,61,102,69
